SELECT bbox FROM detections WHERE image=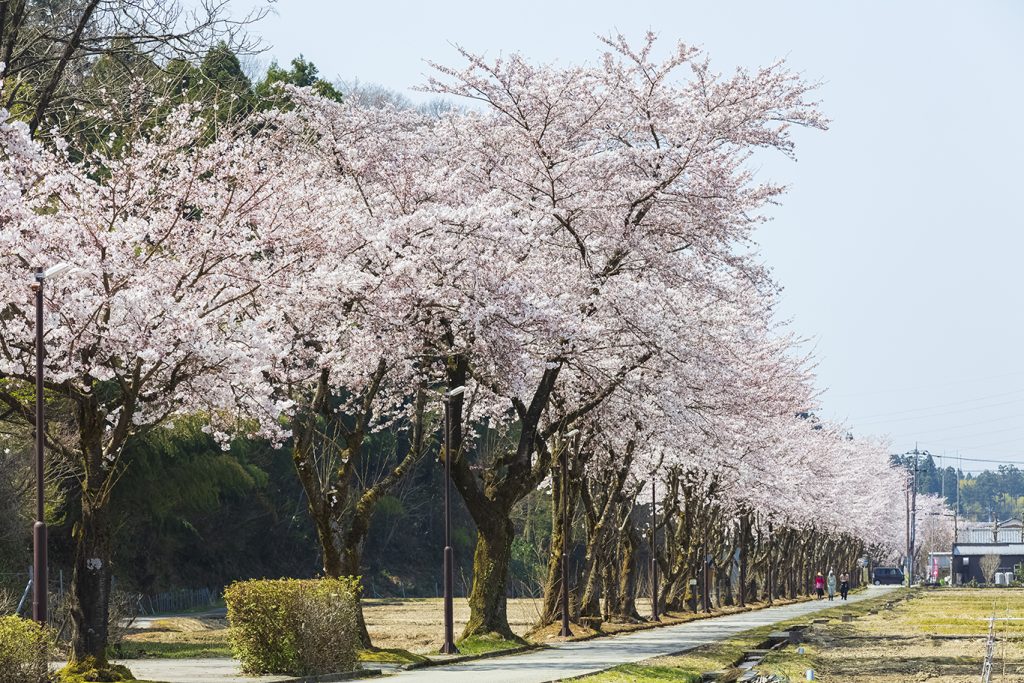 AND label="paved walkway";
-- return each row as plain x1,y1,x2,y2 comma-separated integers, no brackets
390,587,895,683
119,587,894,683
